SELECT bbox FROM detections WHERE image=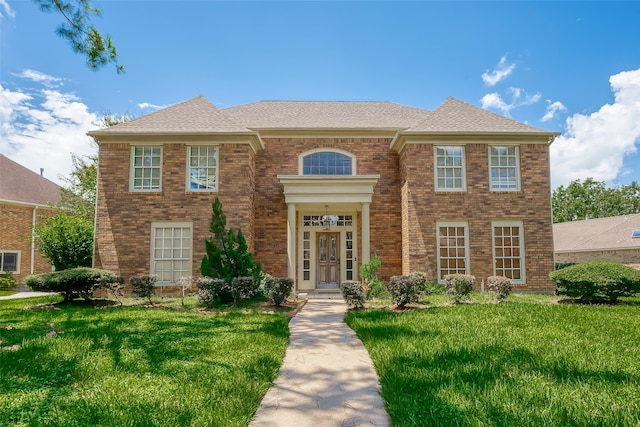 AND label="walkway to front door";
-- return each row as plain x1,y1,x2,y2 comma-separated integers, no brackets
317,232,339,289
